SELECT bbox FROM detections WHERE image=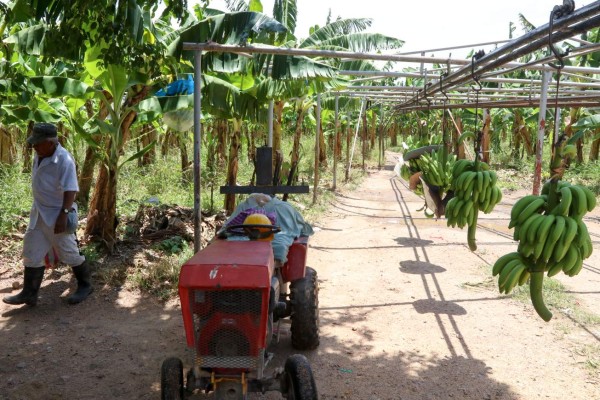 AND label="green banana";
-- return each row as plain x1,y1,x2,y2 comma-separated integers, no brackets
526,213,545,244
518,268,531,286
445,198,456,226
561,216,578,250
576,219,590,248
547,261,563,277
580,185,597,212
485,187,502,214
550,186,572,217
498,259,521,291
476,171,484,194
530,271,552,321
510,195,542,228
454,172,467,192
516,197,546,226
541,180,552,196
551,237,568,264
458,203,472,228
452,199,465,218
541,216,565,263
463,178,476,200
533,214,556,261
513,224,521,241
472,186,480,204
519,241,535,258
567,248,584,277
453,160,473,180
492,252,521,276
518,213,543,246
482,170,491,191
503,264,526,294
568,185,587,219
462,172,477,192
446,198,460,227
462,200,474,220
581,237,593,260
489,170,498,187
560,245,580,275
